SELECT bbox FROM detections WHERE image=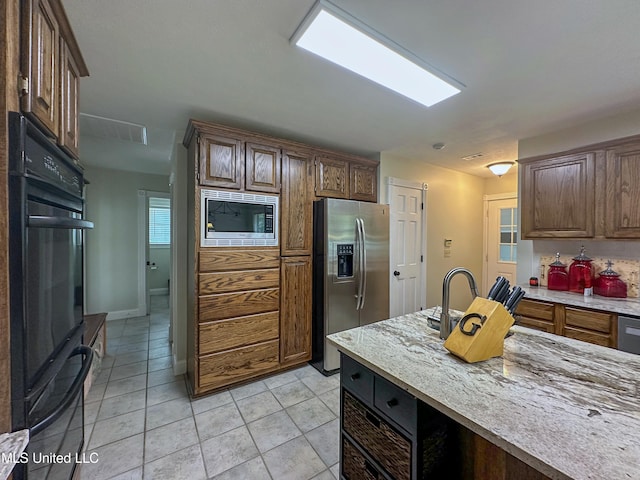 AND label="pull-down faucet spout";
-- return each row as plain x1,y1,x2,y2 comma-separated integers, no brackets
440,267,479,340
